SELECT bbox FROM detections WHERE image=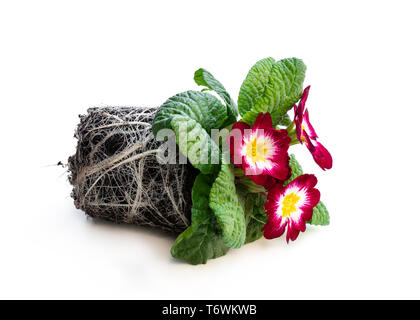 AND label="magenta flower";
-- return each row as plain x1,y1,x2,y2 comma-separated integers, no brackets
294,86,333,170
262,174,320,242
228,113,291,188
